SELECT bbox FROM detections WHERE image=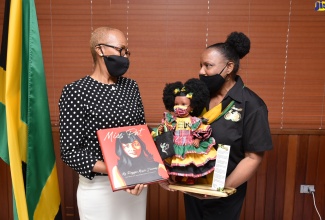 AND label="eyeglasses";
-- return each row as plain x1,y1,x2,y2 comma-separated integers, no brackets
96,44,131,57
